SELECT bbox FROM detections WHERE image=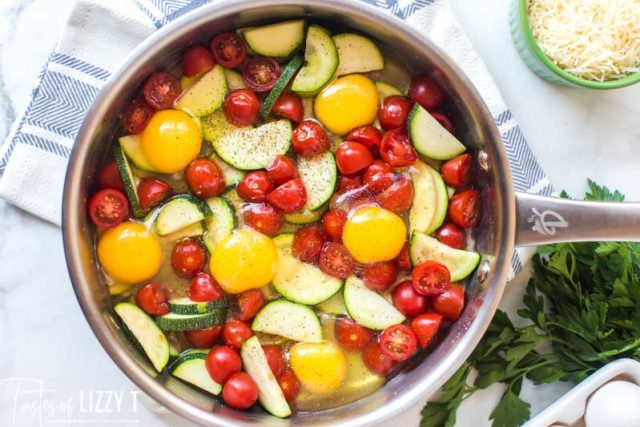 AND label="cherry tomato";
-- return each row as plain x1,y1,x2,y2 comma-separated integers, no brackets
431,112,454,133
266,155,298,186
336,141,374,175
137,177,172,211
135,282,169,316
395,243,412,270
243,203,284,236
223,320,253,350
97,160,125,192
237,171,273,202
224,88,260,126
435,222,466,250
411,313,443,348
378,95,413,131
379,324,417,361
266,178,307,213
88,189,129,228
322,209,347,241
235,289,265,322
346,126,382,155
448,189,480,228
319,242,356,279
262,345,285,377
292,120,330,157
362,261,398,292
391,280,428,317
337,174,363,193
185,325,223,348
120,98,153,134
181,45,215,77
292,225,326,263
206,345,242,384
409,75,444,111
363,341,396,376
440,153,473,189
379,128,418,168
171,238,206,278
223,372,258,410
335,317,373,351
363,160,393,193
432,283,465,321
189,272,225,302
374,177,413,213
271,92,303,123
243,57,281,92
185,158,225,198
210,32,246,68
277,369,301,402
143,72,181,110
412,260,451,297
